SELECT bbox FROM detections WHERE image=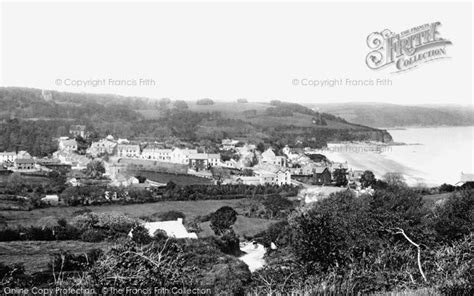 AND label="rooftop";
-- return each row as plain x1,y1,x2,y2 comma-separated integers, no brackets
141,218,197,239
